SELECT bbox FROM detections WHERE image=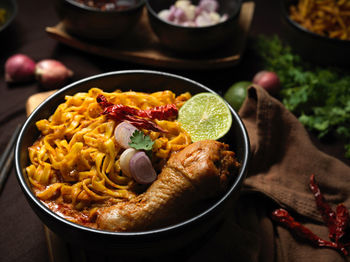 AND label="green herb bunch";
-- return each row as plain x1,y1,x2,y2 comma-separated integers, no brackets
255,35,350,158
